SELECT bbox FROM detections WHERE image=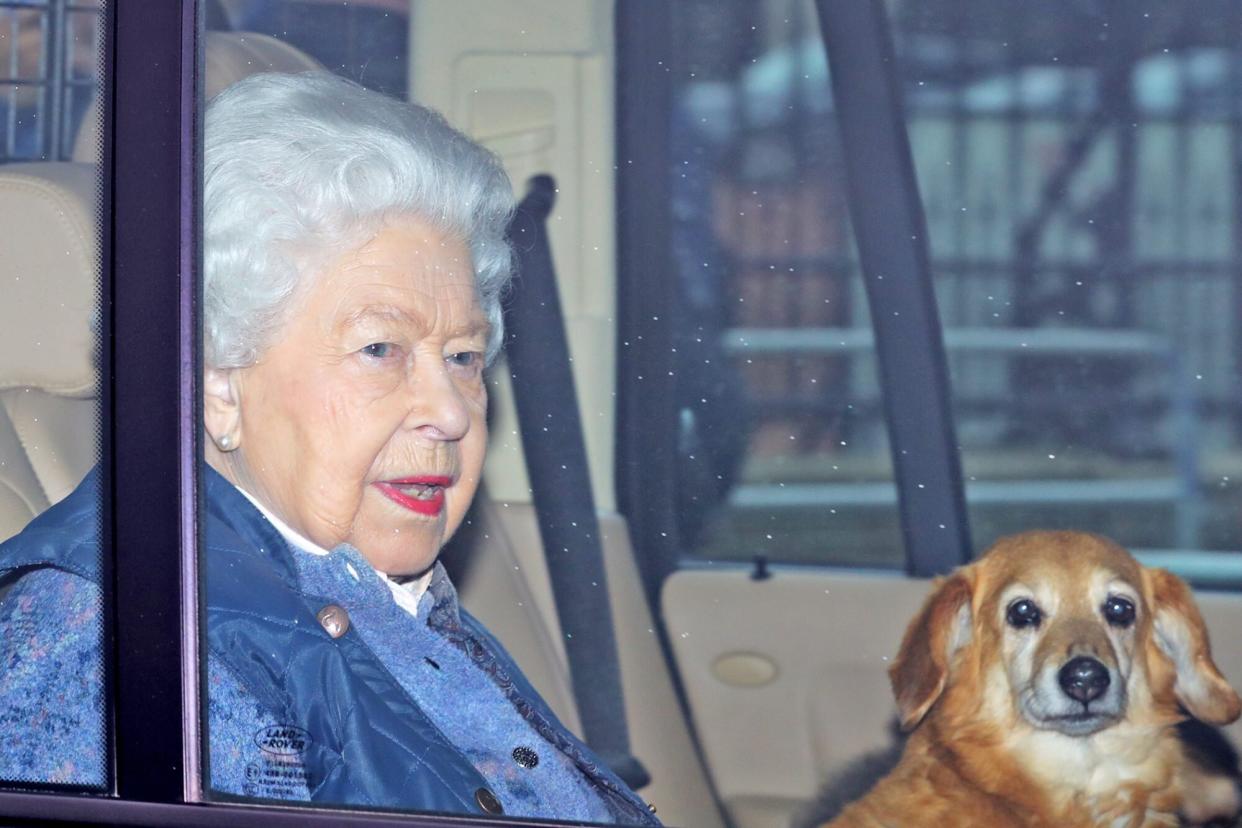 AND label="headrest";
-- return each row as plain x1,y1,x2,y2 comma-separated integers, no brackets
0,162,99,397
72,31,323,163
203,31,323,99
